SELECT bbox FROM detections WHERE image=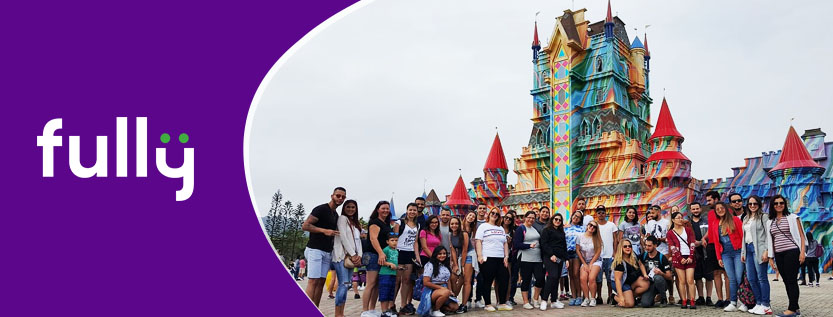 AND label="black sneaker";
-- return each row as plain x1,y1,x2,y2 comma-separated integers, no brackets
705,297,713,306
695,297,705,305
456,305,468,314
